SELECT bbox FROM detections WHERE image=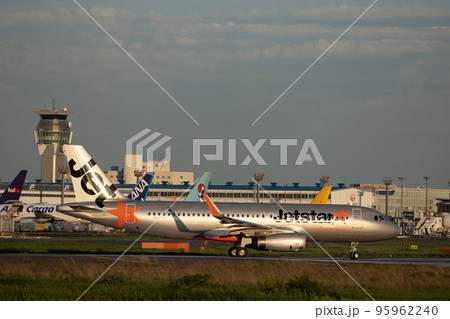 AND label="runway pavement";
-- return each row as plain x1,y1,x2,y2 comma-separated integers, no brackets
0,253,448,267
